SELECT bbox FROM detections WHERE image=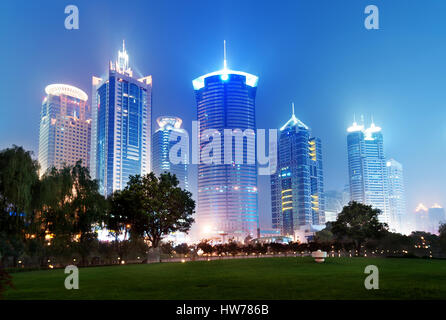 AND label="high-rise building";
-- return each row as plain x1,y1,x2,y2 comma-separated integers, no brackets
414,203,429,232
428,204,445,234
152,116,189,191
192,42,259,241
90,41,152,196
386,158,407,233
38,84,90,175
346,119,390,224
325,190,345,223
271,104,325,237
